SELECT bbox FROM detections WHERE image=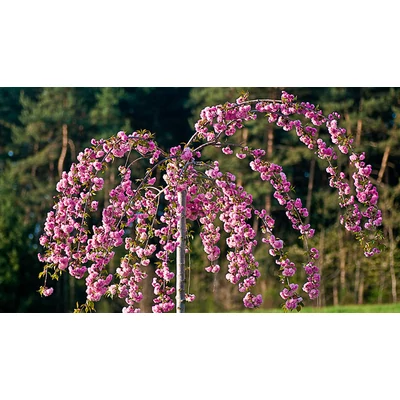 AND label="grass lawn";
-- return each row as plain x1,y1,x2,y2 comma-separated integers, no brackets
259,302,400,313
